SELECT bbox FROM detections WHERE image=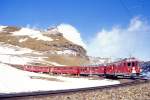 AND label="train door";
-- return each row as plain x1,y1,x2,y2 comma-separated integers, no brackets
122,61,130,75
135,61,141,74
126,61,132,76
106,64,115,75
127,61,138,76
124,62,129,75
115,62,125,76
114,61,129,77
